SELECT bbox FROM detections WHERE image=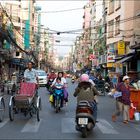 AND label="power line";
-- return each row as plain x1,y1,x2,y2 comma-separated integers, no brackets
4,2,107,14
1,2,140,50
10,14,140,35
